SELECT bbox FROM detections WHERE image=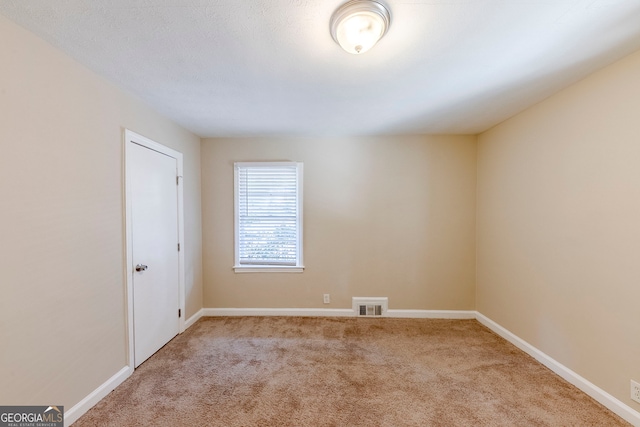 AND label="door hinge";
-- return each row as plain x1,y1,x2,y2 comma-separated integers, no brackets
178,243,180,251
176,176,179,185
178,309,181,318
